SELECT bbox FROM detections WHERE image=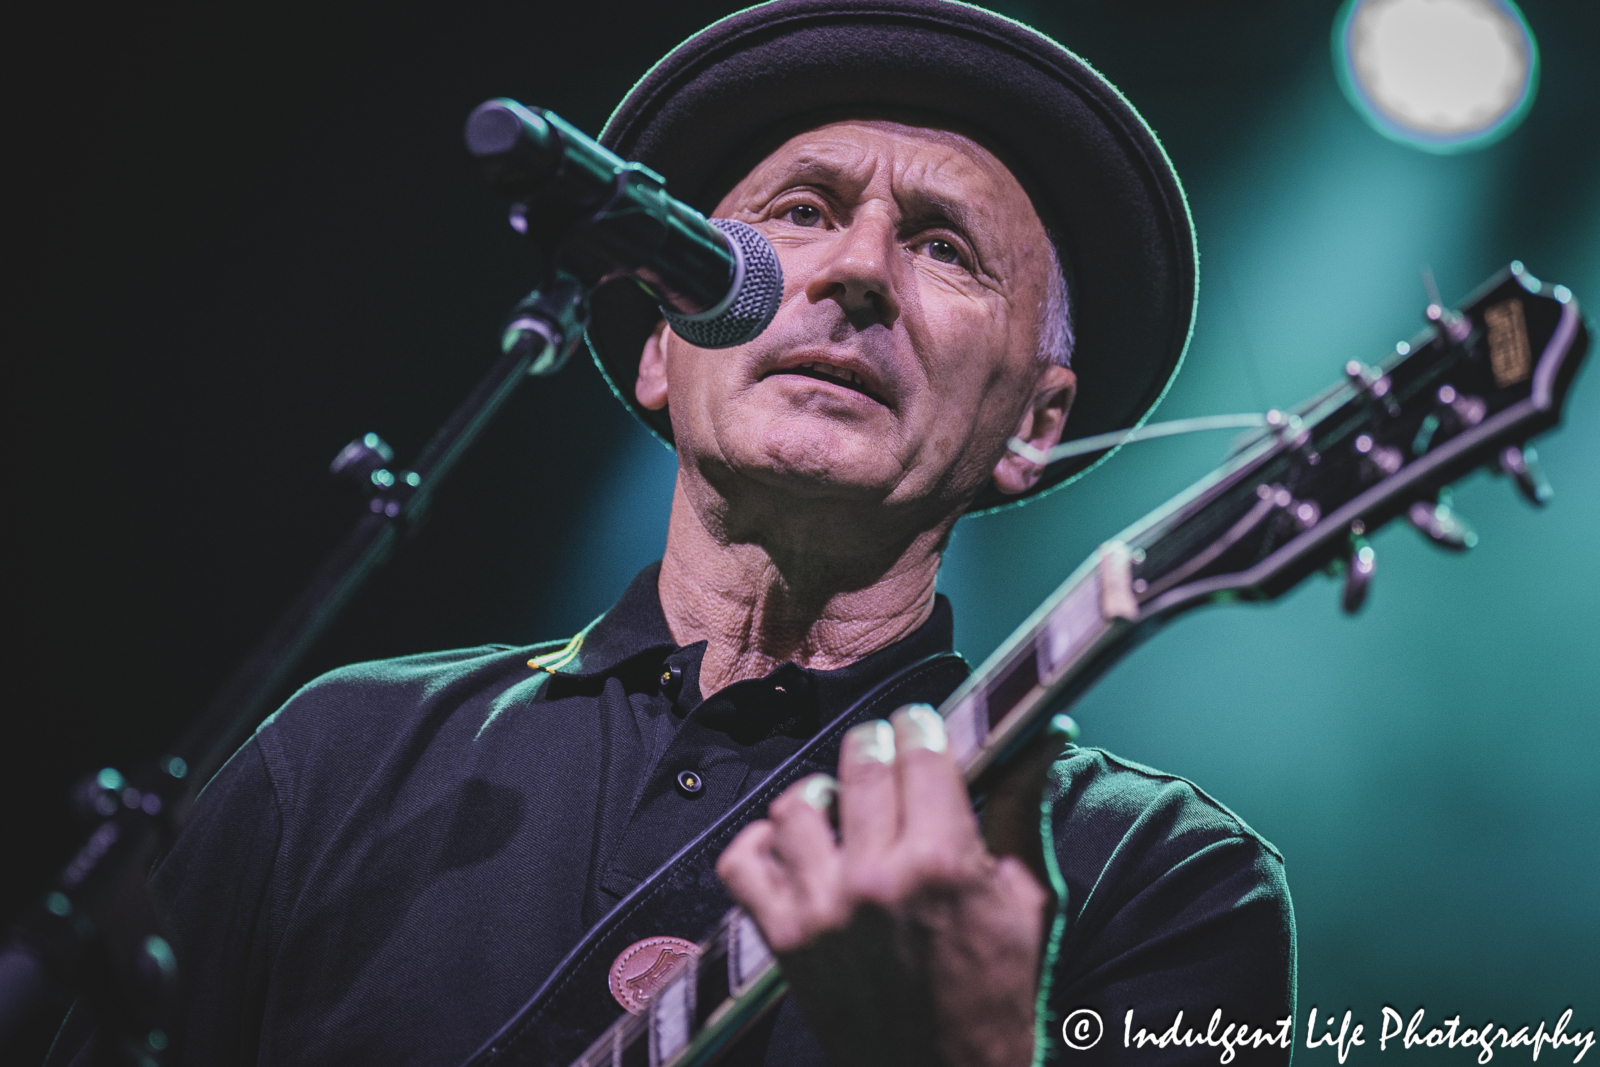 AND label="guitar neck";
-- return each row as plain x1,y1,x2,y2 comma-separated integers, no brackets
948,424,1294,797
